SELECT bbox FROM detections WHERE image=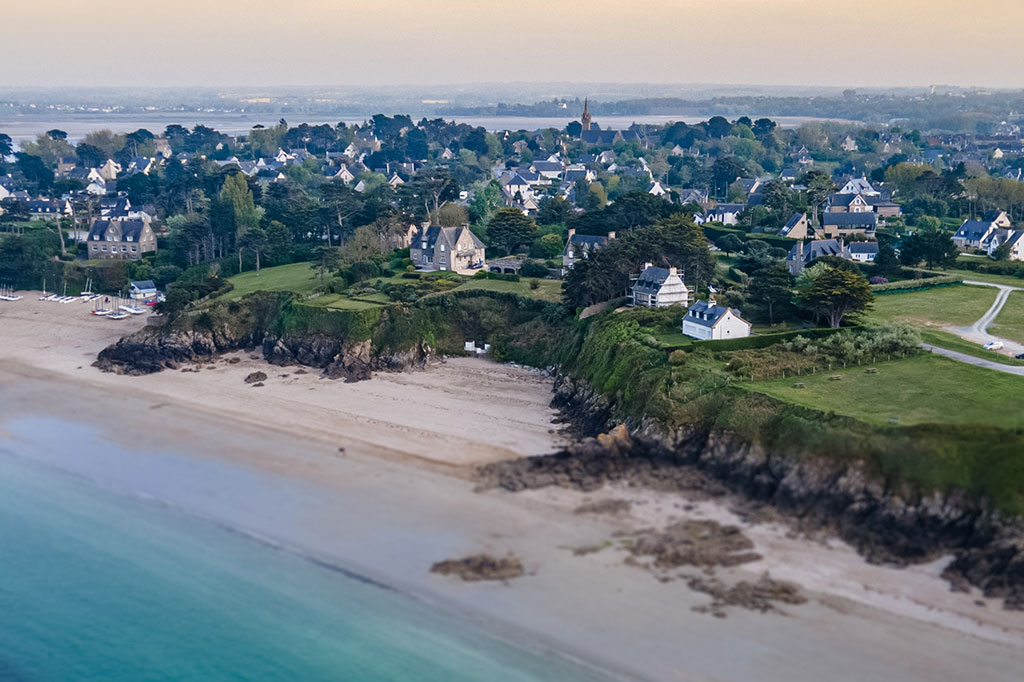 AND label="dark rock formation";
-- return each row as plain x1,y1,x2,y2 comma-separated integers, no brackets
479,376,1024,609
244,371,267,384
430,554,525,582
